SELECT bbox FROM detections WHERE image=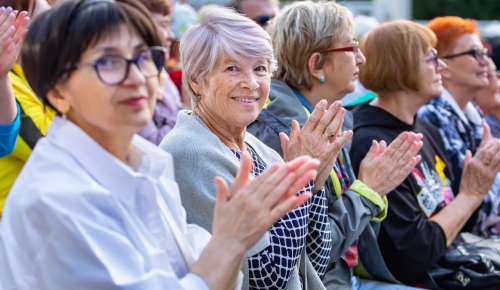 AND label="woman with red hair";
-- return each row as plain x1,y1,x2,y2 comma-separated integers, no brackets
418,16,500,238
